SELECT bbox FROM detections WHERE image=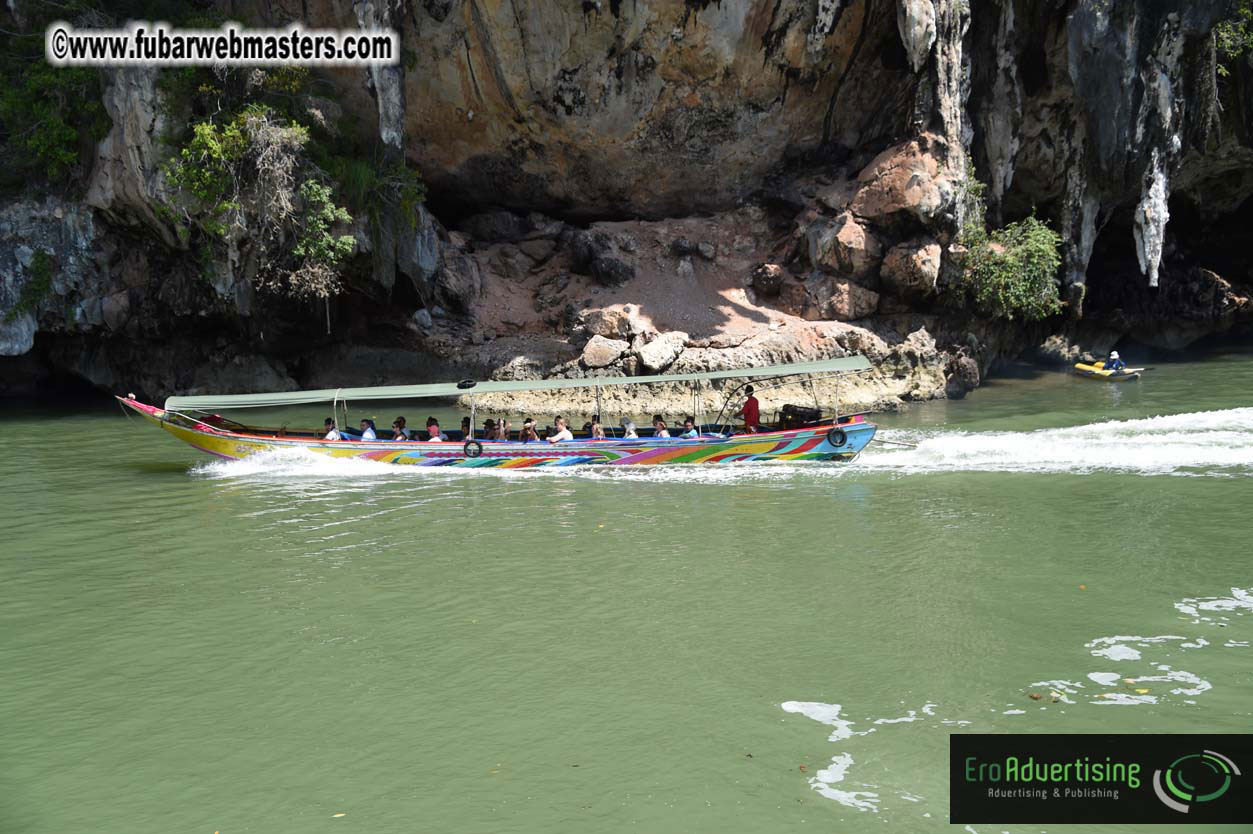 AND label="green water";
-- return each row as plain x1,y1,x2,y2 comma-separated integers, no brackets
3,345,1253,834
